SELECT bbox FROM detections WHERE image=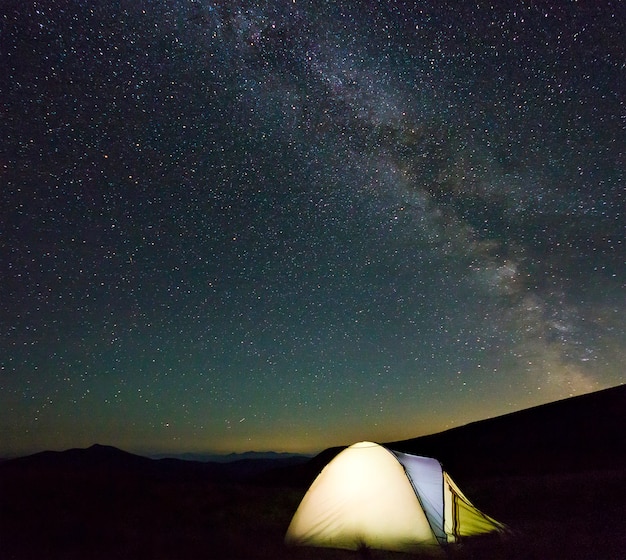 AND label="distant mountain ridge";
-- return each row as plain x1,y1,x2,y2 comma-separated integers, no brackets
149,450,312,463
3,385,624,485
0,443,311,483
